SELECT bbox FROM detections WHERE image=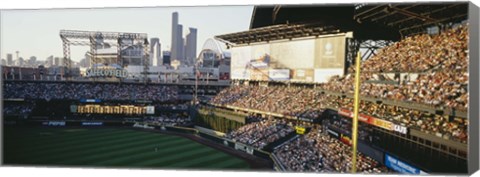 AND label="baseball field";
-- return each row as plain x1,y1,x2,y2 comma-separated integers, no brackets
3,126,251,170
